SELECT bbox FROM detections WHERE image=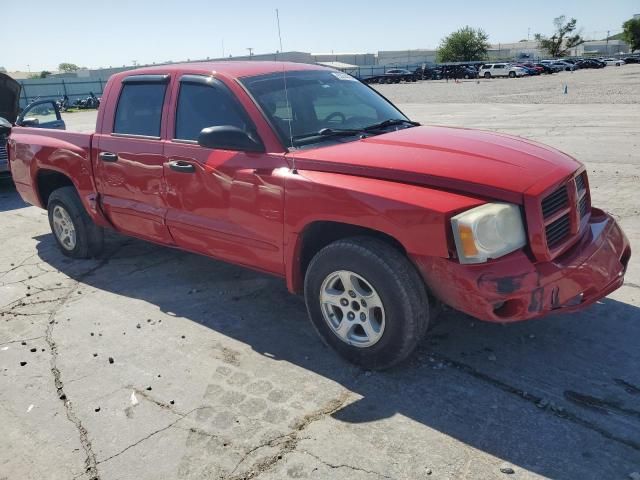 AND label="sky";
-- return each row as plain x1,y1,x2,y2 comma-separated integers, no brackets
2,0,637,72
